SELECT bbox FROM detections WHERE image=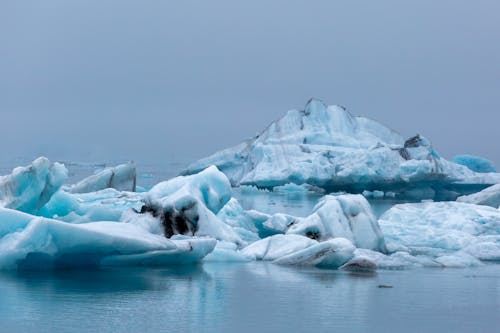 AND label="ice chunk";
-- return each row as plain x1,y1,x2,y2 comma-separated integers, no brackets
240,234,317,261
137,166,243,245
457,183,500,208
39,188,144,223
434,252,482,268
0,208,215,270
273,238,355,268
0,157,68,214
452,155,496,173
286,194,387,252
184,99,500,193
216,198,260,242
70,162,136,193
379,202,500,261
